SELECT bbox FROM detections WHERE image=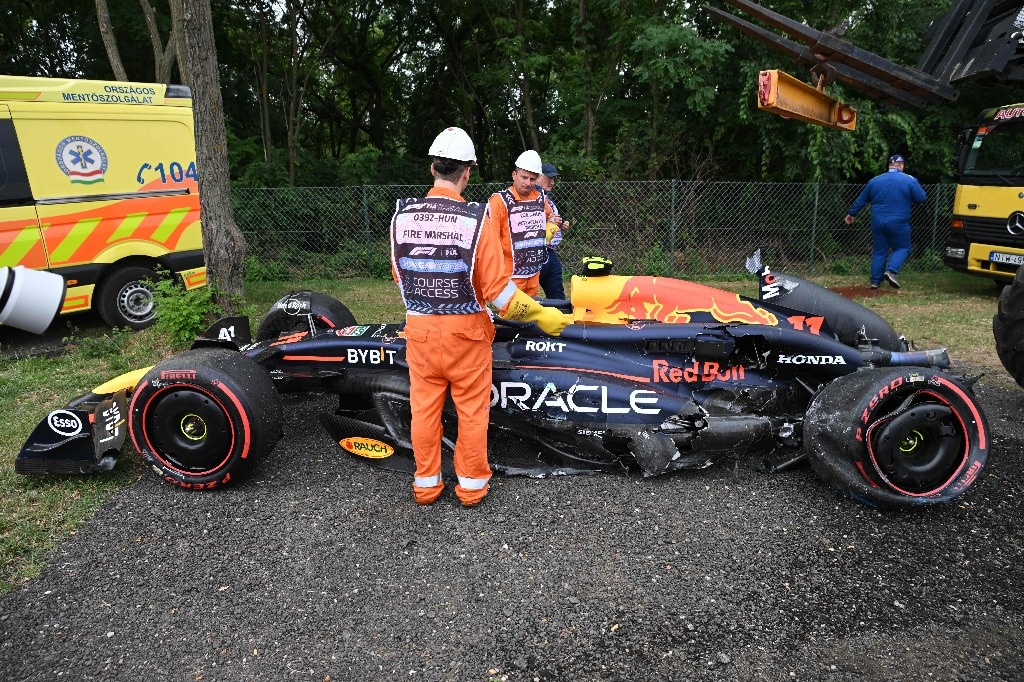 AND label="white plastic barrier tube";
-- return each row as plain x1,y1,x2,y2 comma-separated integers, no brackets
0,266,66,334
